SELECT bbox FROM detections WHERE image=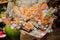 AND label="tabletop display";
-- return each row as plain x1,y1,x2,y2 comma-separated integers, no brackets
0,0,57,39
